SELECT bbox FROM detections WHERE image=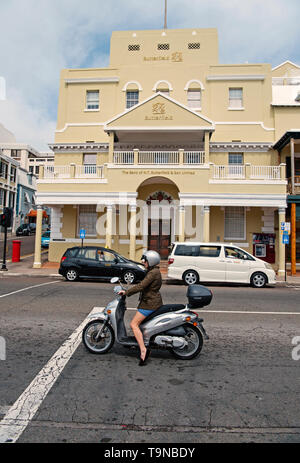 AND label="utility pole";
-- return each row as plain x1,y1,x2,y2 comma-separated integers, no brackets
164,0,167,29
